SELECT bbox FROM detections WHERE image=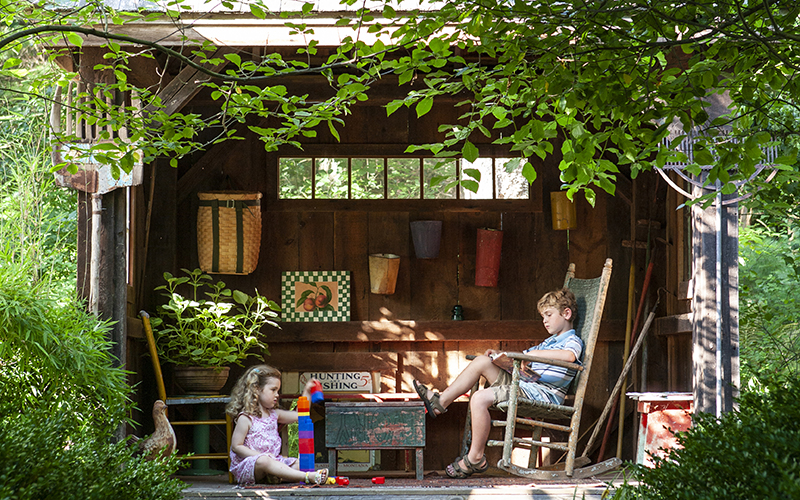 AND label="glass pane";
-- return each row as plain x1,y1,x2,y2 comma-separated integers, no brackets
496,158,530,199
460,158,493,199
315,158,348,199
351,158,384,199
388,158,420,199
279,158,312,199
423,158,456,199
